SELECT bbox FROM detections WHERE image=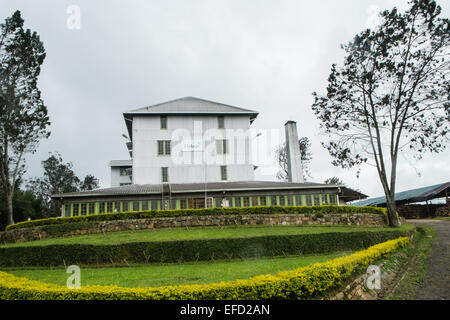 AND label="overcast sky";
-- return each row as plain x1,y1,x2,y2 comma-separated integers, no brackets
1,0,449,199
